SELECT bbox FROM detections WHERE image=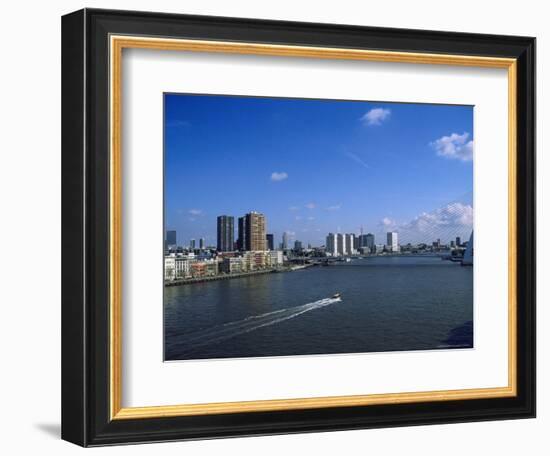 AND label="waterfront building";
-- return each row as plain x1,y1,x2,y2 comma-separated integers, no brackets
189,238,196,250
266,233,274,251
252,250,268,269
326,233,338,256
220,257,244,274
217,215,234,252
164,256,176,281
337,233,345,256
241,211,267,251
236,211,268,252
190,259,218,278
345,233,355,255
294,240,303,251
166,230,177,249
239,250,266,271
269,250,284,267
386,232,399,252
175,257,192,279
237,216,247,251
164,254,194,280
365,233,375,252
